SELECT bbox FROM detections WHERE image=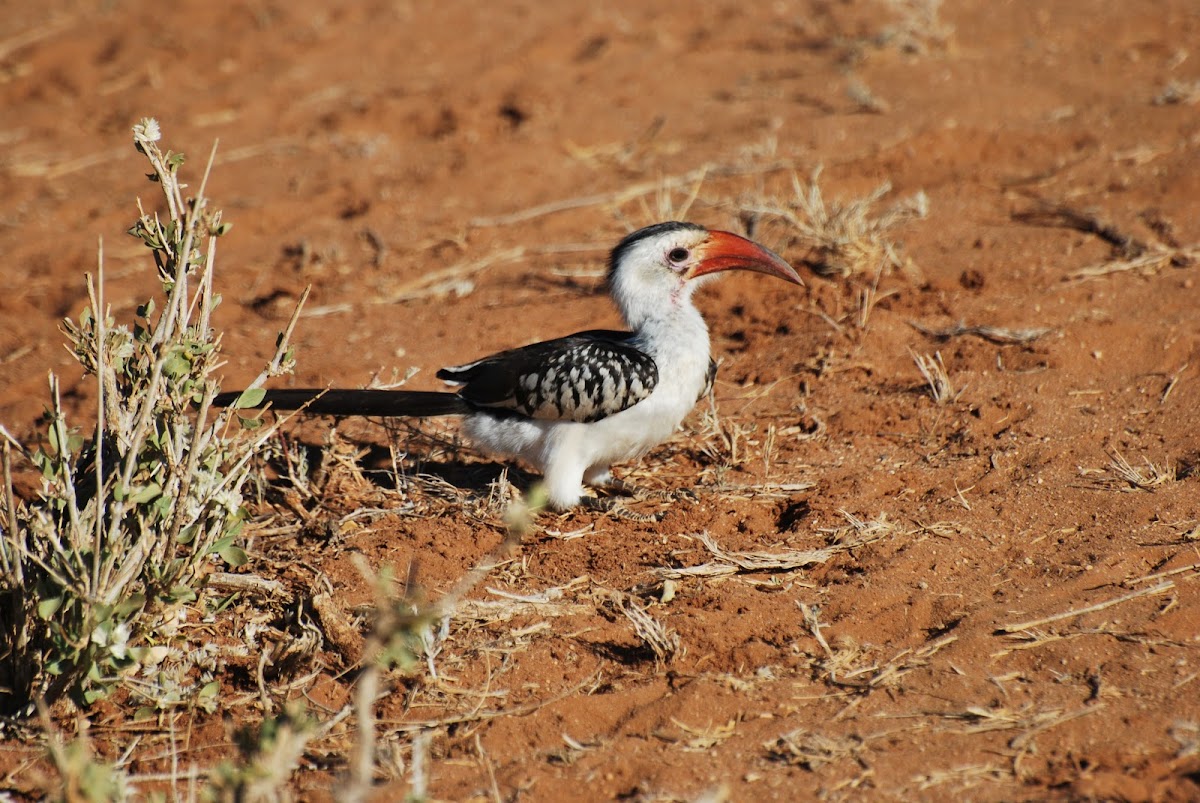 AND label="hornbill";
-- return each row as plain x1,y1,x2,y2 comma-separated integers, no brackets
216,222,802,511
